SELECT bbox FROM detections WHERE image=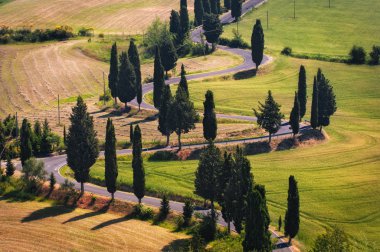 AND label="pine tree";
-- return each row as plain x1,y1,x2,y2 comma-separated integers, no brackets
217,152,233,233
40,119,52,155
203,0,211,14
298,65,307,120
178,64,189,97
310,76,319,129
317,69,337,131
105,118,118,200
251,19,265,71
278,215,282,231
203,90,217,141
108,42,118,104
49,172,56,192
194,141,222,216
6,156,15,177
194,0,204,27
158,85,174,146
132,125,145,203
153,47,165,109
243,189,272,252
289,92,300,136
253,91,284,142
20,118,33,166
210,0,218,14
117,51,136,109
180,1,190,40
224,0,231,10
160,38,178,77
159,194,170,220
183,199,194,226
130,124,134,144
170,10,181,46
231,0,242,21
128,40,142,110
203,13,223,44
169,87,198,149
285,175,300,245
66,96,99,195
